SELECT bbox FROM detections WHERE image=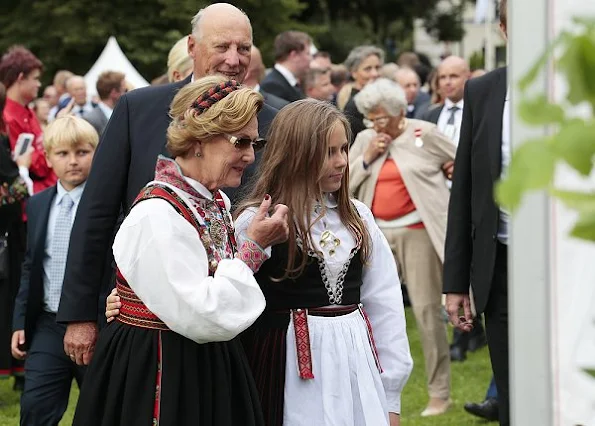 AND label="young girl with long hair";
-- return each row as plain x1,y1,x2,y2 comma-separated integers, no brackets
235,99,413,426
